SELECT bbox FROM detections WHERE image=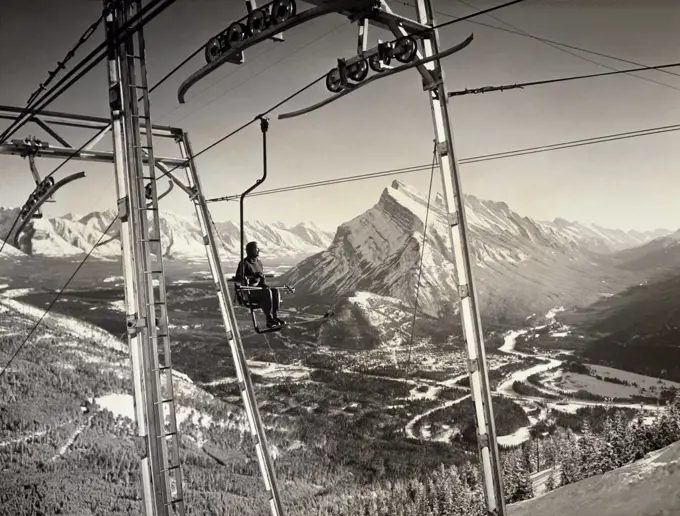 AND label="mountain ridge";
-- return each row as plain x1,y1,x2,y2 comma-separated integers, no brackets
281,180,673,327
0,208,334,262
